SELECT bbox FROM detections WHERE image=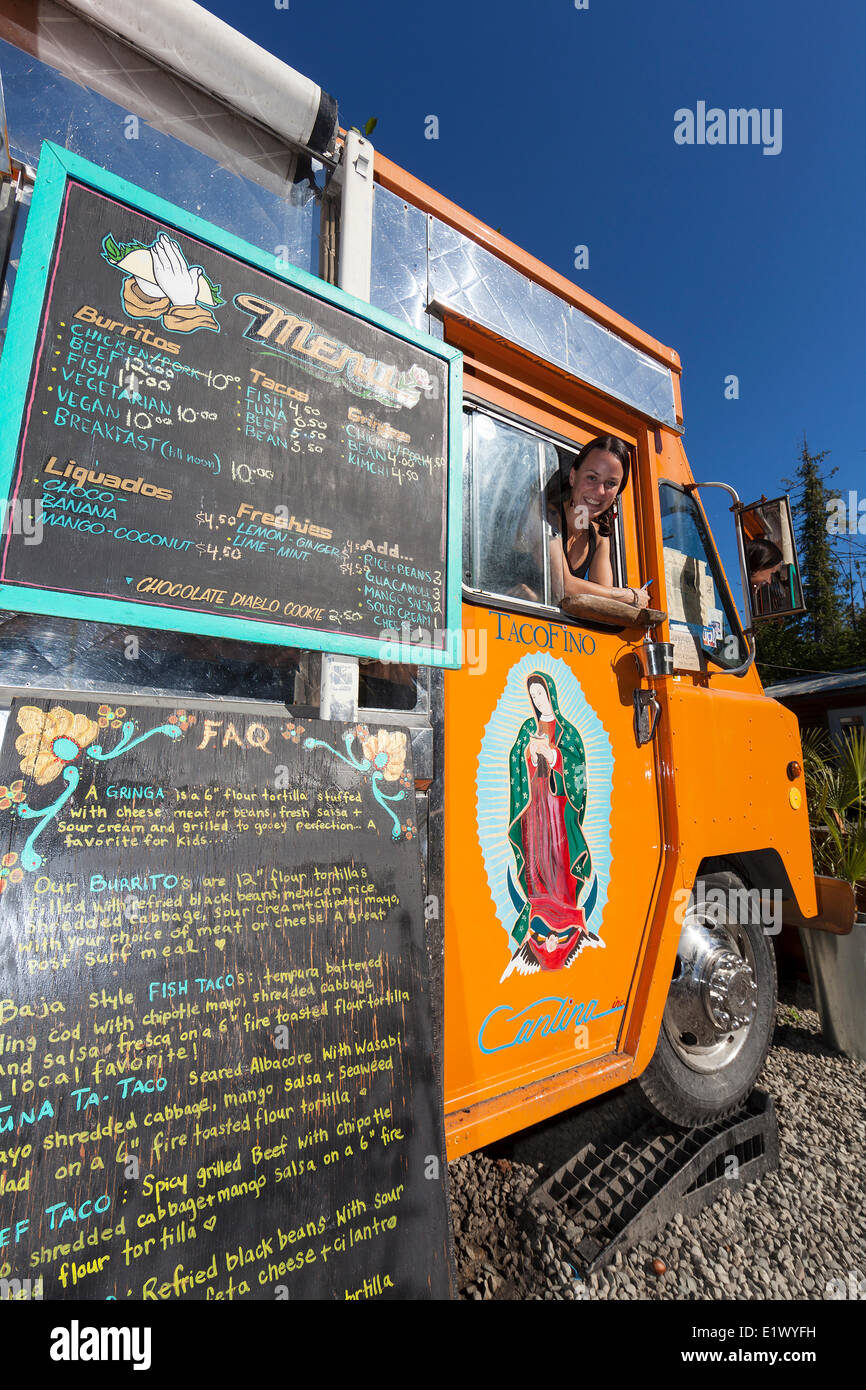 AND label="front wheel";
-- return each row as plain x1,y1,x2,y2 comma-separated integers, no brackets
636,871,777,1127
